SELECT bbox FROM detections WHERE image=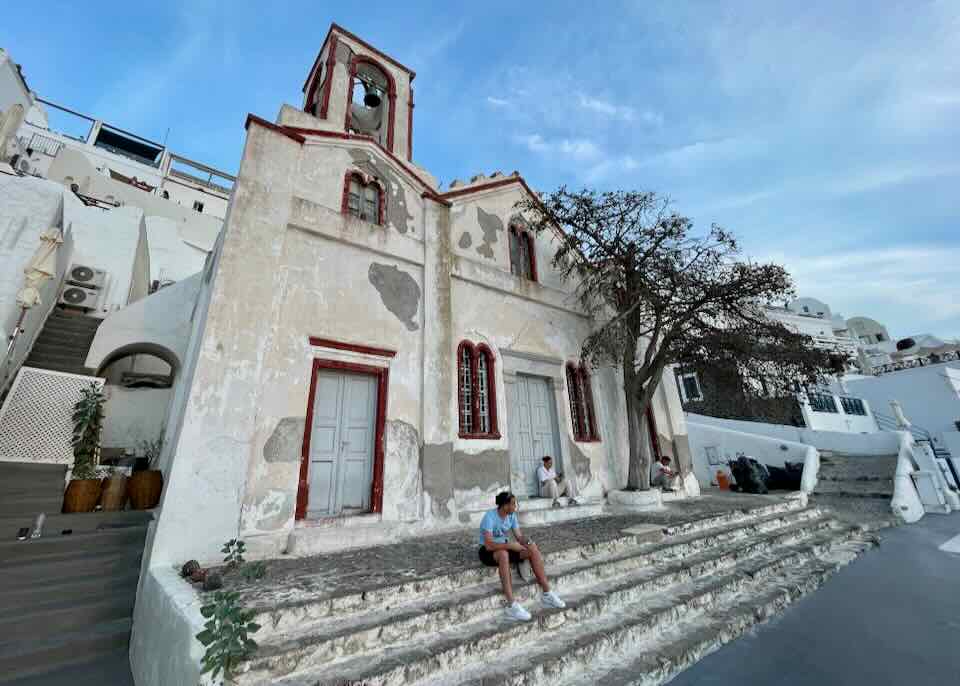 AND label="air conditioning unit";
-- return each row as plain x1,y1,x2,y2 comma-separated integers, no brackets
59,284,99,310
67,264,107,290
